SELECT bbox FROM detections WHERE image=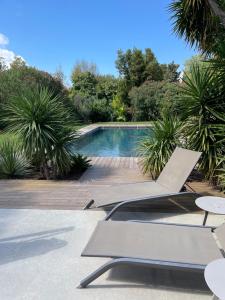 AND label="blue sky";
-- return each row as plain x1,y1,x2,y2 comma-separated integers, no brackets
0,0,197,83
